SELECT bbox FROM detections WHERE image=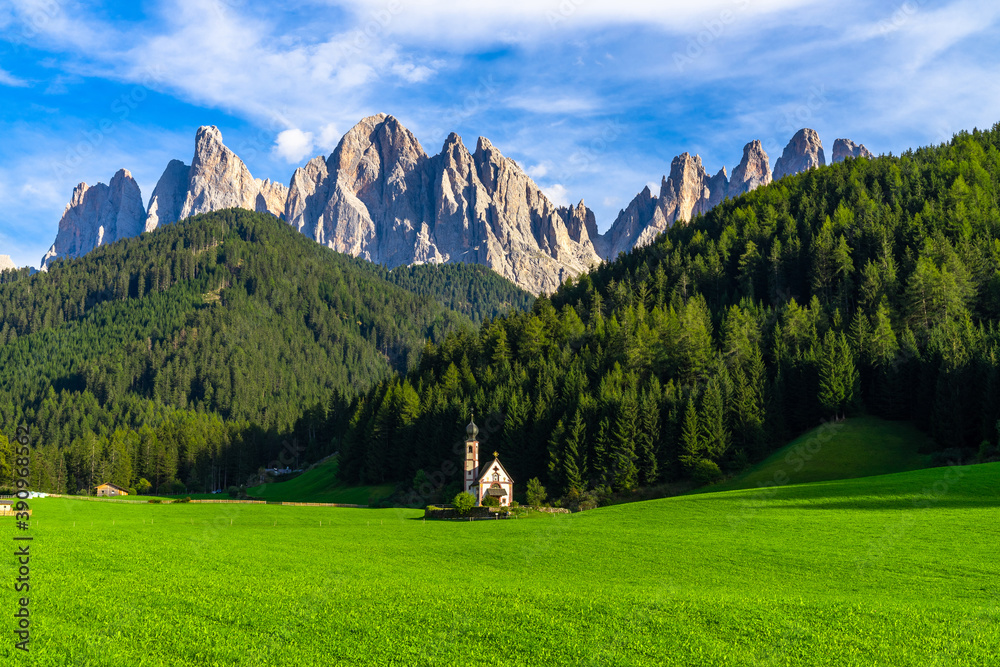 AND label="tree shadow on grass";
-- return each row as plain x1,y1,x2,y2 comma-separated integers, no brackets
767,496,1000,511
